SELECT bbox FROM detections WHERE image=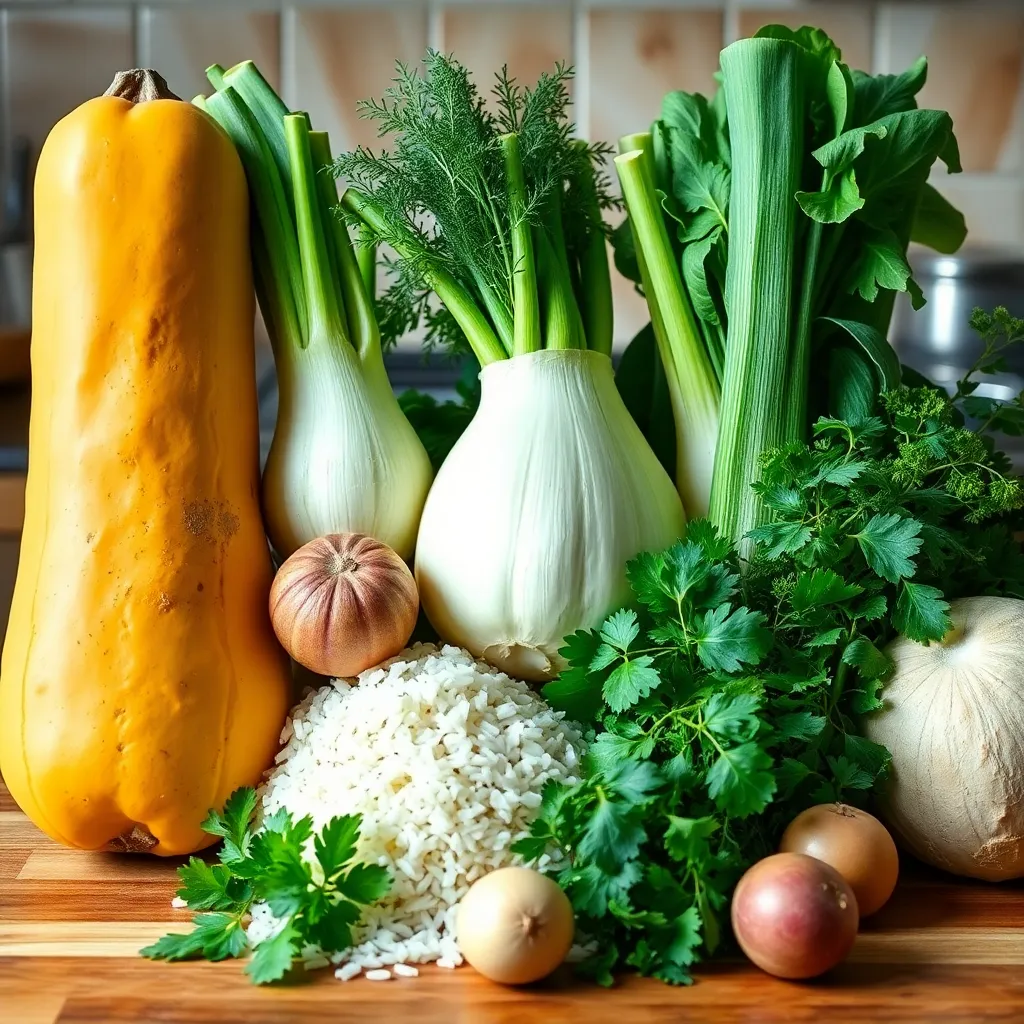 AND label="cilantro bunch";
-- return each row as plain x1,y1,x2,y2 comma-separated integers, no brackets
142,789,389,985
516,310,1024,985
